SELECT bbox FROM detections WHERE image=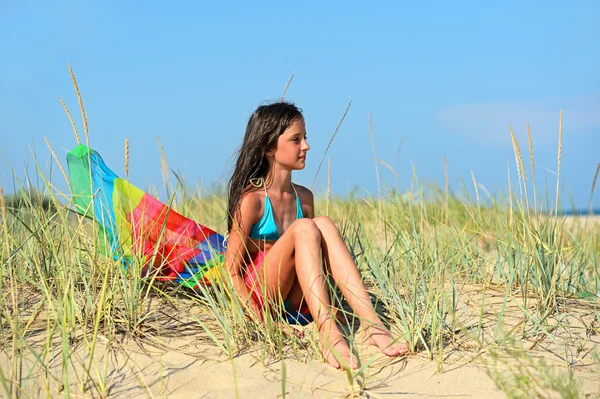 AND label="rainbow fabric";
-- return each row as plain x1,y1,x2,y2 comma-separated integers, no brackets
66,144,224,288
